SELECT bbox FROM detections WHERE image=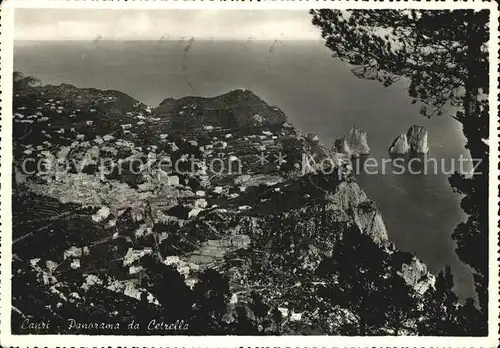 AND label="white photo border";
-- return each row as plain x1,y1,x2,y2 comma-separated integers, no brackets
0,0,498,346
